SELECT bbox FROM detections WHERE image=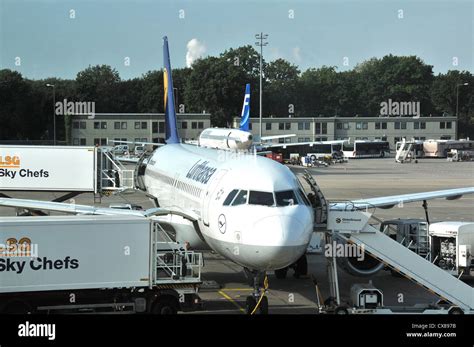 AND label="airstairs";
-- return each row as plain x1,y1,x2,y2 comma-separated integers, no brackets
395,138,416,163
327,203,474,313
301,171,474,313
